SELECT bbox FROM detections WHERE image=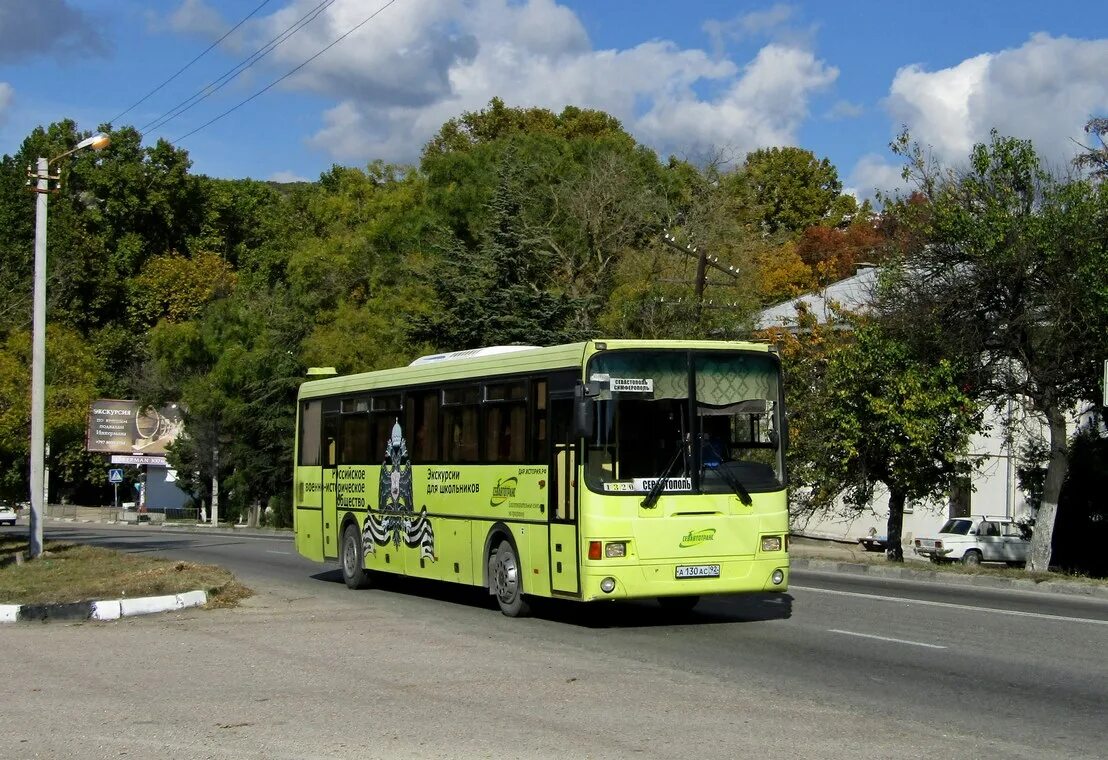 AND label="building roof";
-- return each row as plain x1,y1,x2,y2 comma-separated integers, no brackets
756,266,878,330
